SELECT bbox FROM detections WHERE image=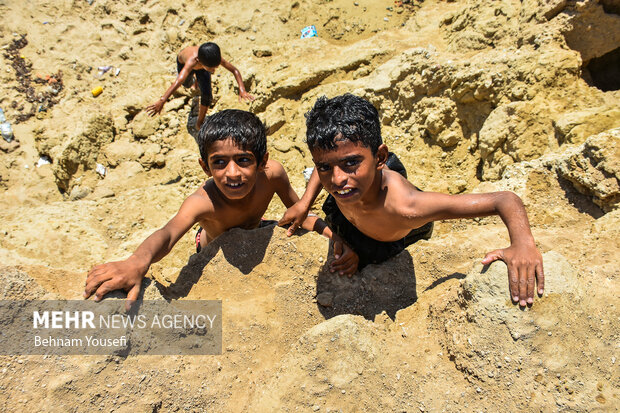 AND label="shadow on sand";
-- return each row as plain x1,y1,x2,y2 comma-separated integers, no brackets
315,242,418,321
164,225,275,299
